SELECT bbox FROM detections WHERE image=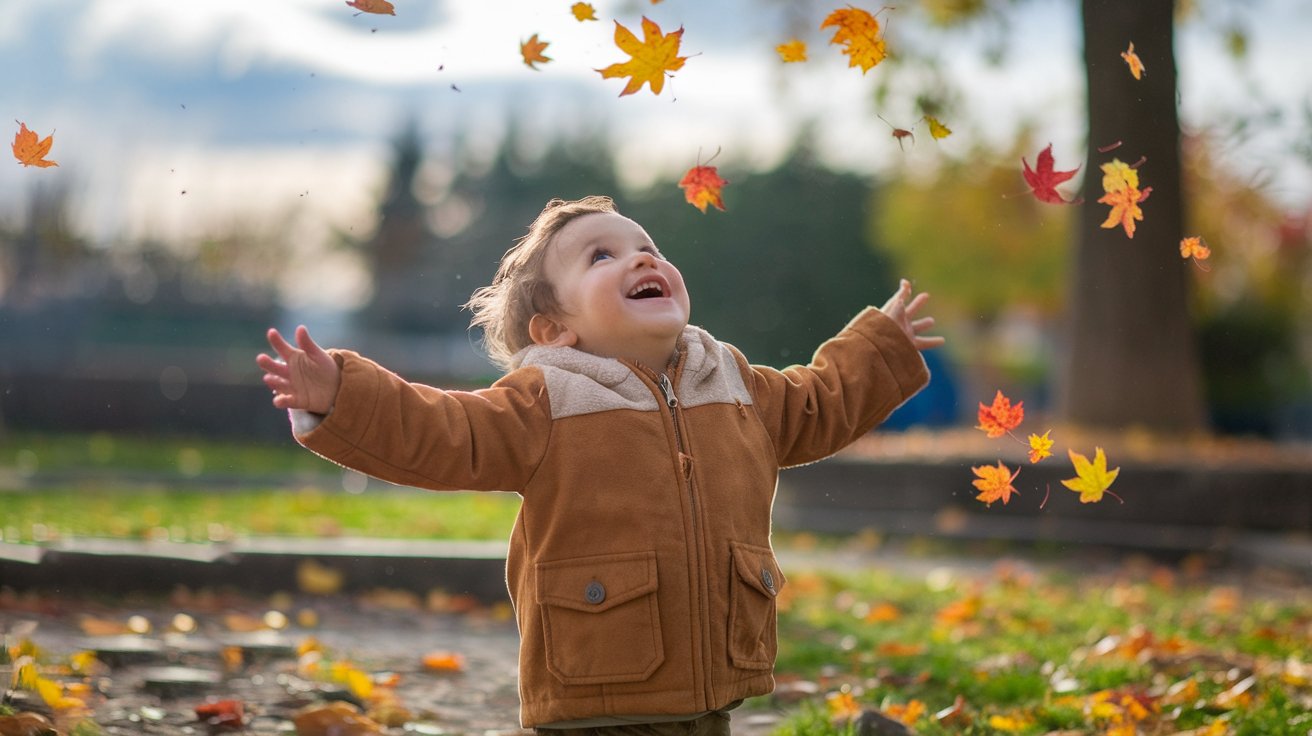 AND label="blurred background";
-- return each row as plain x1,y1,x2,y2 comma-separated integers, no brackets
1,0,1309,443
